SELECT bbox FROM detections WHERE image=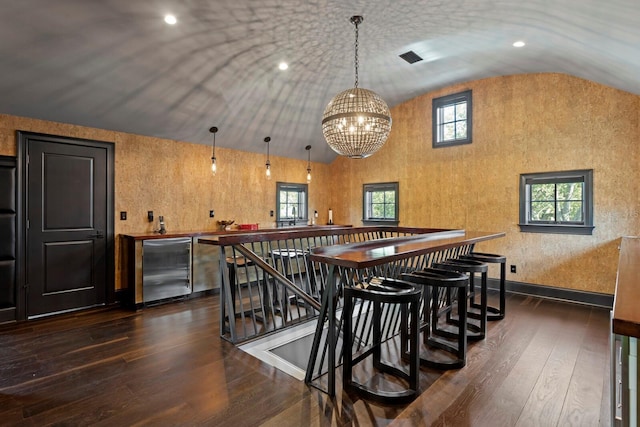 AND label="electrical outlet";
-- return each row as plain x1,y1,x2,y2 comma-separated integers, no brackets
120,211,127,220
147,211,153,222
510,265,517,273
209,210,215,218
270,210,274,217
